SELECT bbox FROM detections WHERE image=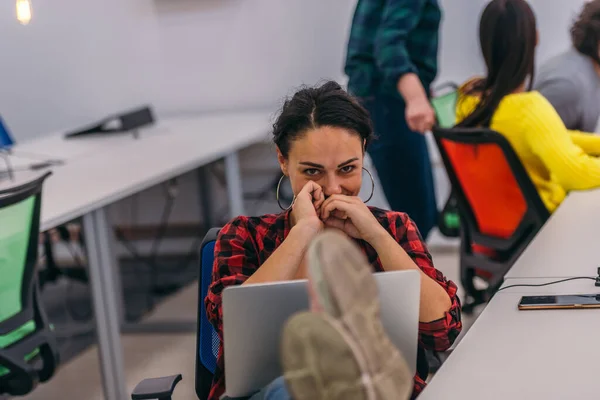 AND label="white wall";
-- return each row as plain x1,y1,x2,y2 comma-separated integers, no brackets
0,0,146,142
129,0,356,115
436,0,486,86
0,0,503,142
529,0,588,64
0,0,357,142
435,0,591,85
1,0,591,243
1,0,589,140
